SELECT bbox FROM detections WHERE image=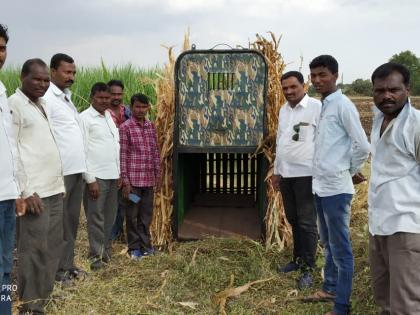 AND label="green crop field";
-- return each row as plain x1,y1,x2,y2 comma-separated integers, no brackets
0,63,160,117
